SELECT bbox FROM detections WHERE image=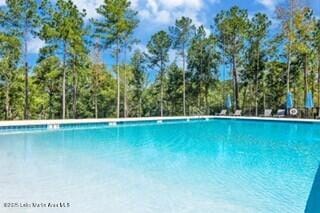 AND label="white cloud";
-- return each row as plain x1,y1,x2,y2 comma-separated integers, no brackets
138,0,209,26
72,0,103,19
256,0,279,11
146,0,159,13
139,9,151,19
72,0,140,19
71,0,213,27
28,37,45,54
154,10,171,24
130,0,139,9
0,0,5,6
132,43,148,52
159,0,203,10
